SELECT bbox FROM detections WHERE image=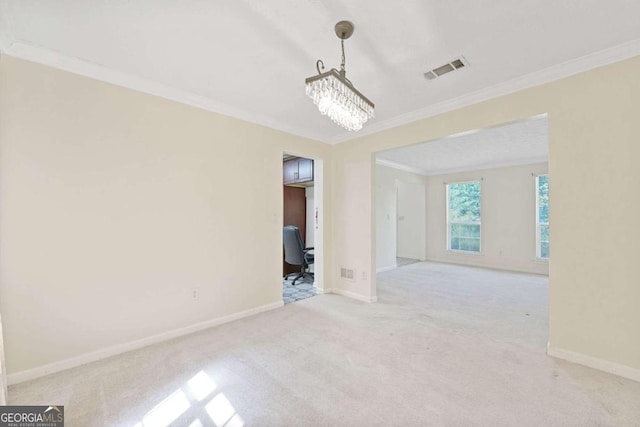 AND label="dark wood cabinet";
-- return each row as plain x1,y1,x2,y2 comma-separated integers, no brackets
283,157,313,185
